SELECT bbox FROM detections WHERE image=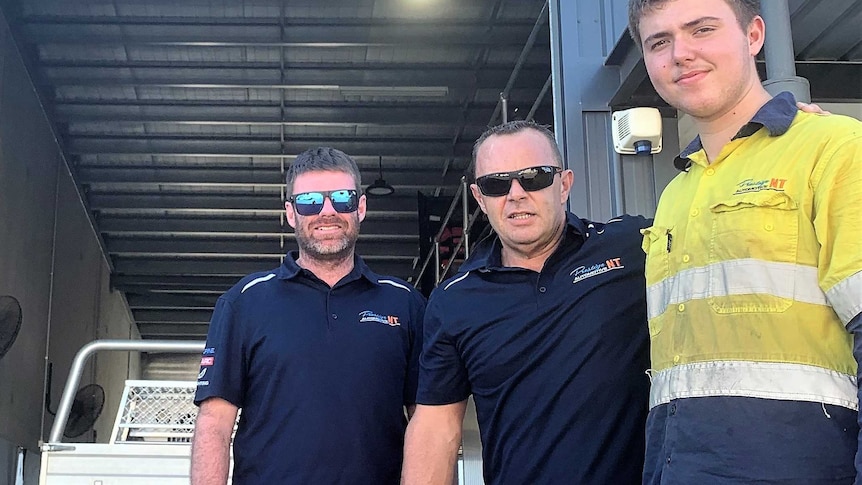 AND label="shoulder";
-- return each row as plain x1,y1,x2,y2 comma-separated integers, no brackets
373,275,426,306
584,214,652,238
791,112,861,144
223,268,281,302
434,269,476,295
581,215,650,262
